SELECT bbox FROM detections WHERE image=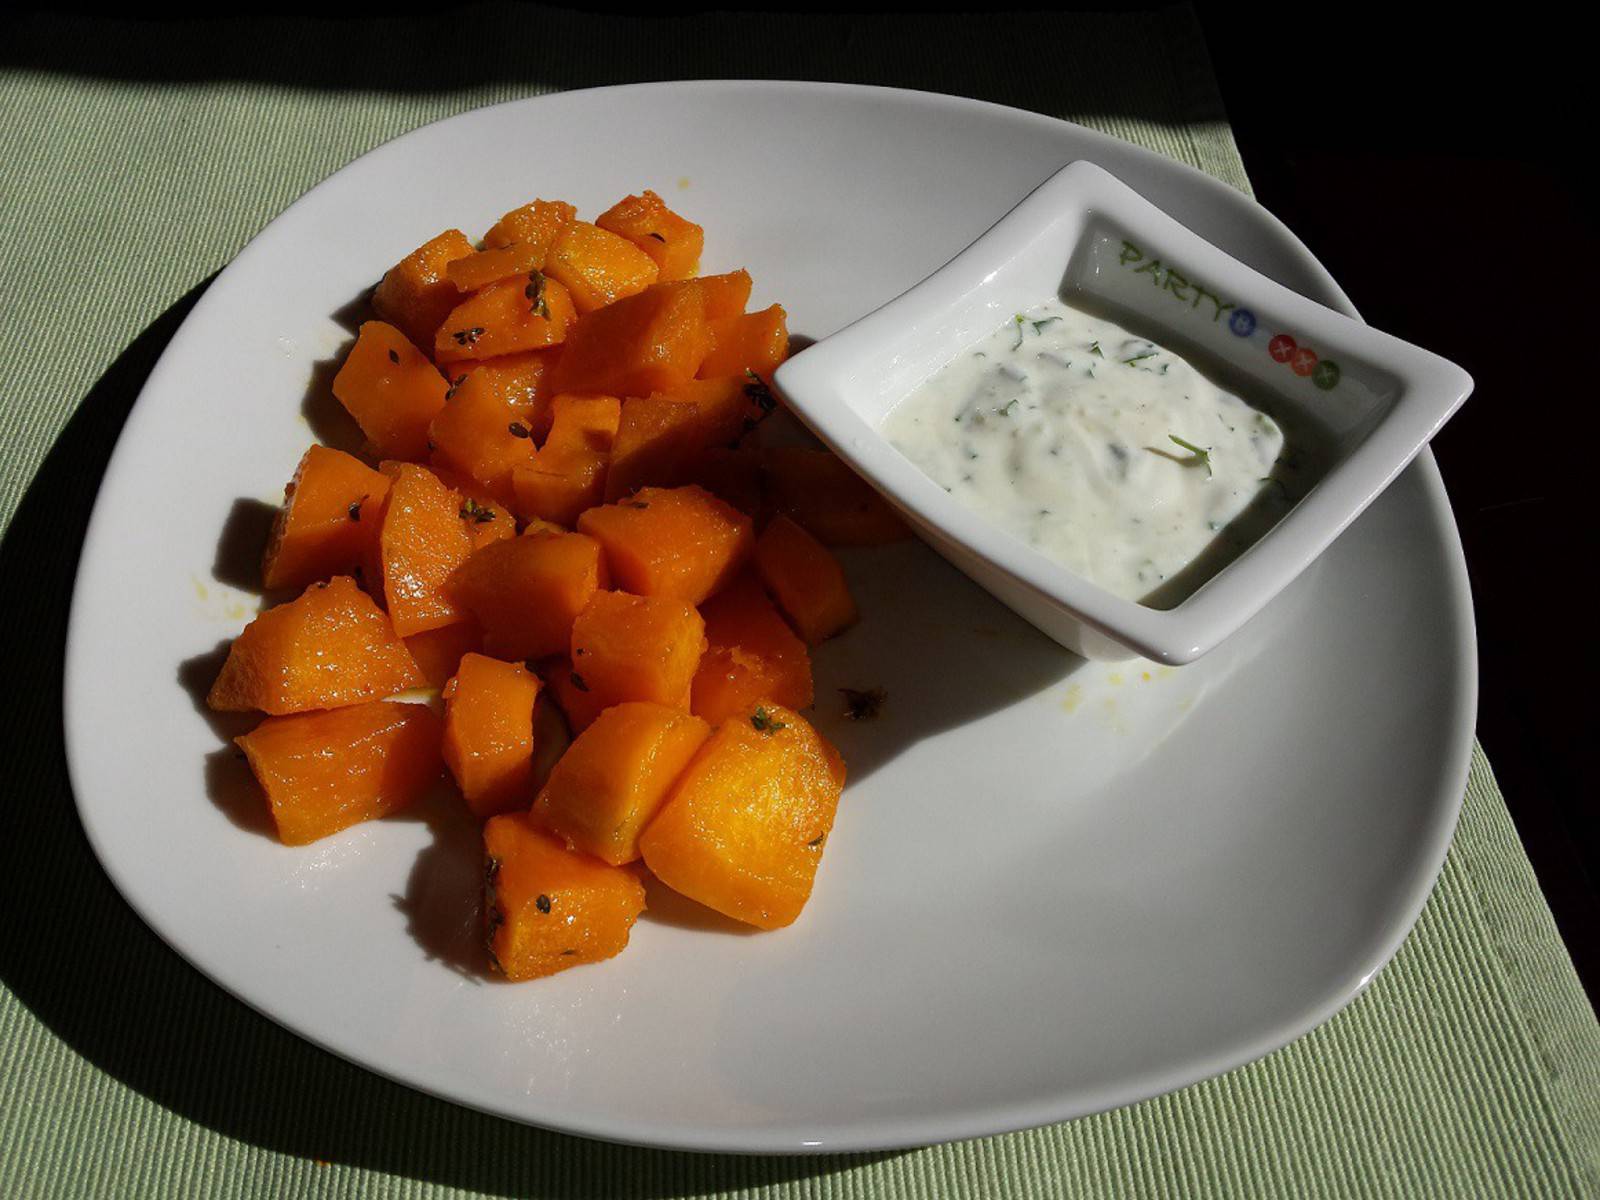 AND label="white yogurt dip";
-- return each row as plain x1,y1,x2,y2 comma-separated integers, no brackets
883,299,1307,605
